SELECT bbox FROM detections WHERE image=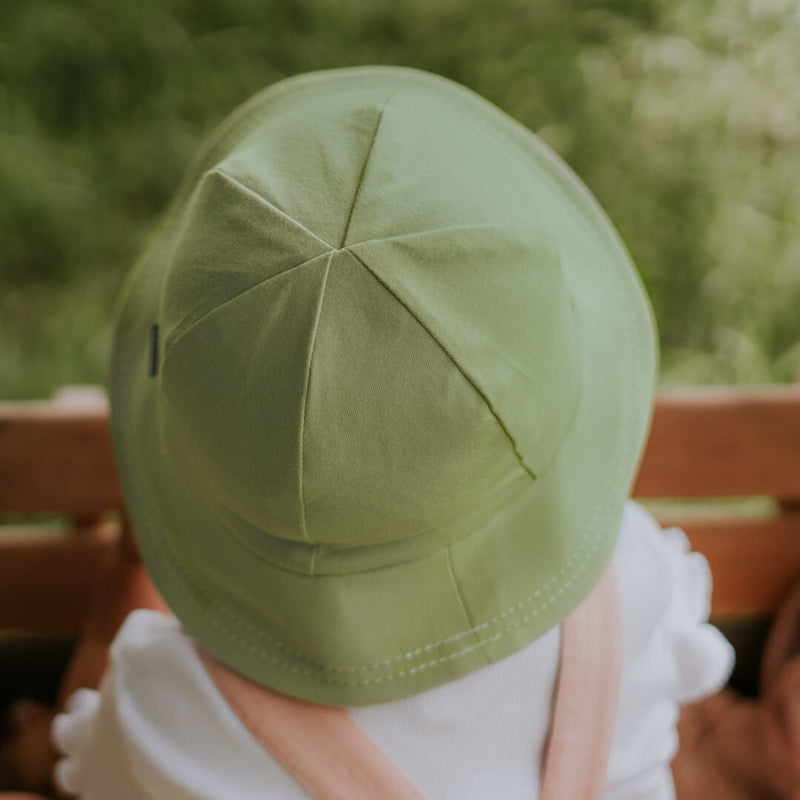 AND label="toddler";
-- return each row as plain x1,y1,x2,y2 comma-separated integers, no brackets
52,66,733,799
